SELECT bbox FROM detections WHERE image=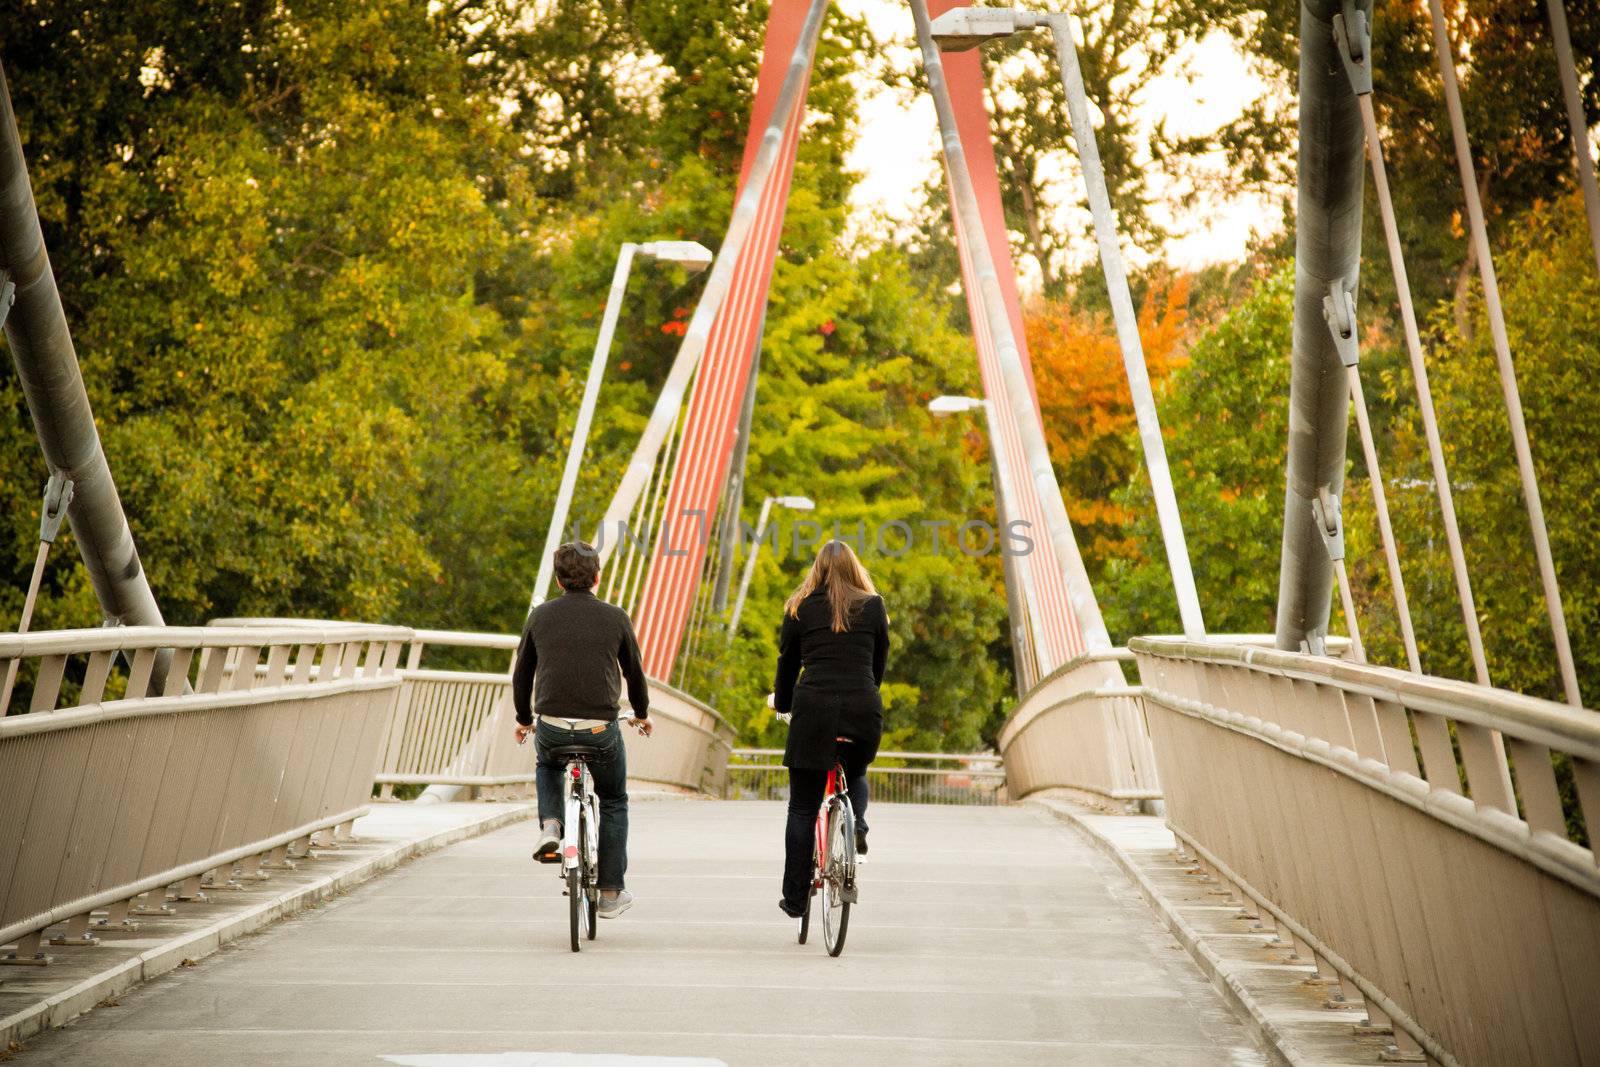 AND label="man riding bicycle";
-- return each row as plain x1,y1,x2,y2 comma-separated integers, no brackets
512,541,652,918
